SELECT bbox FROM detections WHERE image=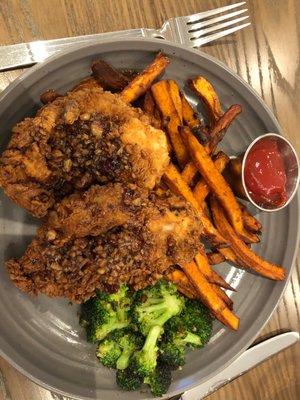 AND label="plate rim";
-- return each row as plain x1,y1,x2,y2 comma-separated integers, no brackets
0,37,299,400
